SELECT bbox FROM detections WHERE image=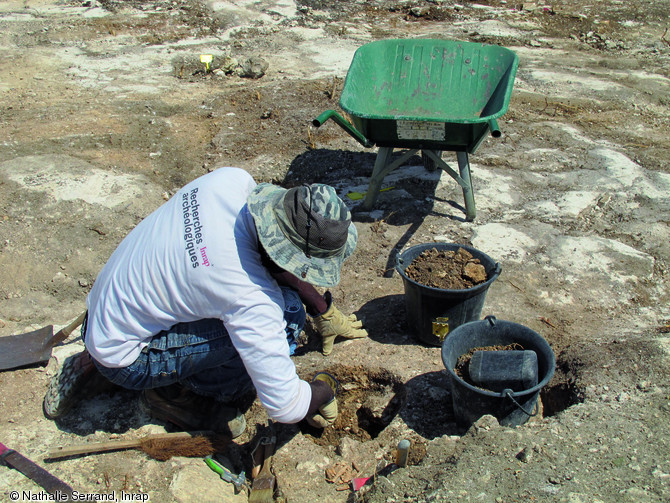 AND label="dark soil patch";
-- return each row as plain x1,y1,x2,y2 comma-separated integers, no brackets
404,247,487,290
302,365,406,447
